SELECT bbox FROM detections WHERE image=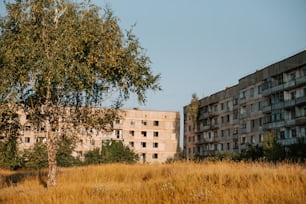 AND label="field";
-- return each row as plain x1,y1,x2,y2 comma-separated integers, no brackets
0,161,305,204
